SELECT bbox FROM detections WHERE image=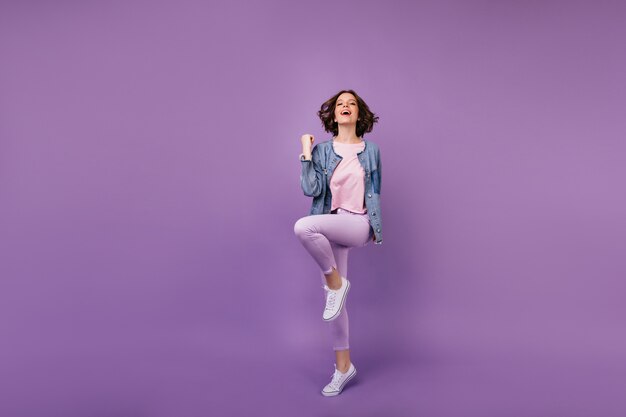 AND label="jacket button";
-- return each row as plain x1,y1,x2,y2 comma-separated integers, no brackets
377,228,380,232
372,212,376,216
367,193,372,198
